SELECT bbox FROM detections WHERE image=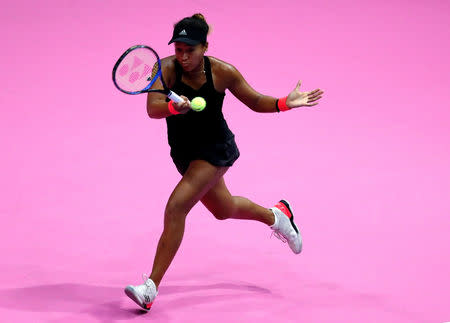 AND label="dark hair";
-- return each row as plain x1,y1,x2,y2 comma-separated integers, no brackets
174,13,209,43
